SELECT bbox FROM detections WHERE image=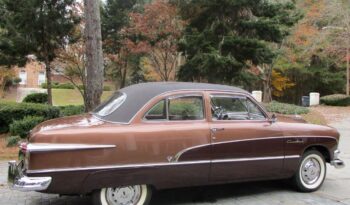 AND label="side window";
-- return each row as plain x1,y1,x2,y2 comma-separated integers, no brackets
168,96,204,121
246,99,266,120
211,95,265,120
144,100,166,120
